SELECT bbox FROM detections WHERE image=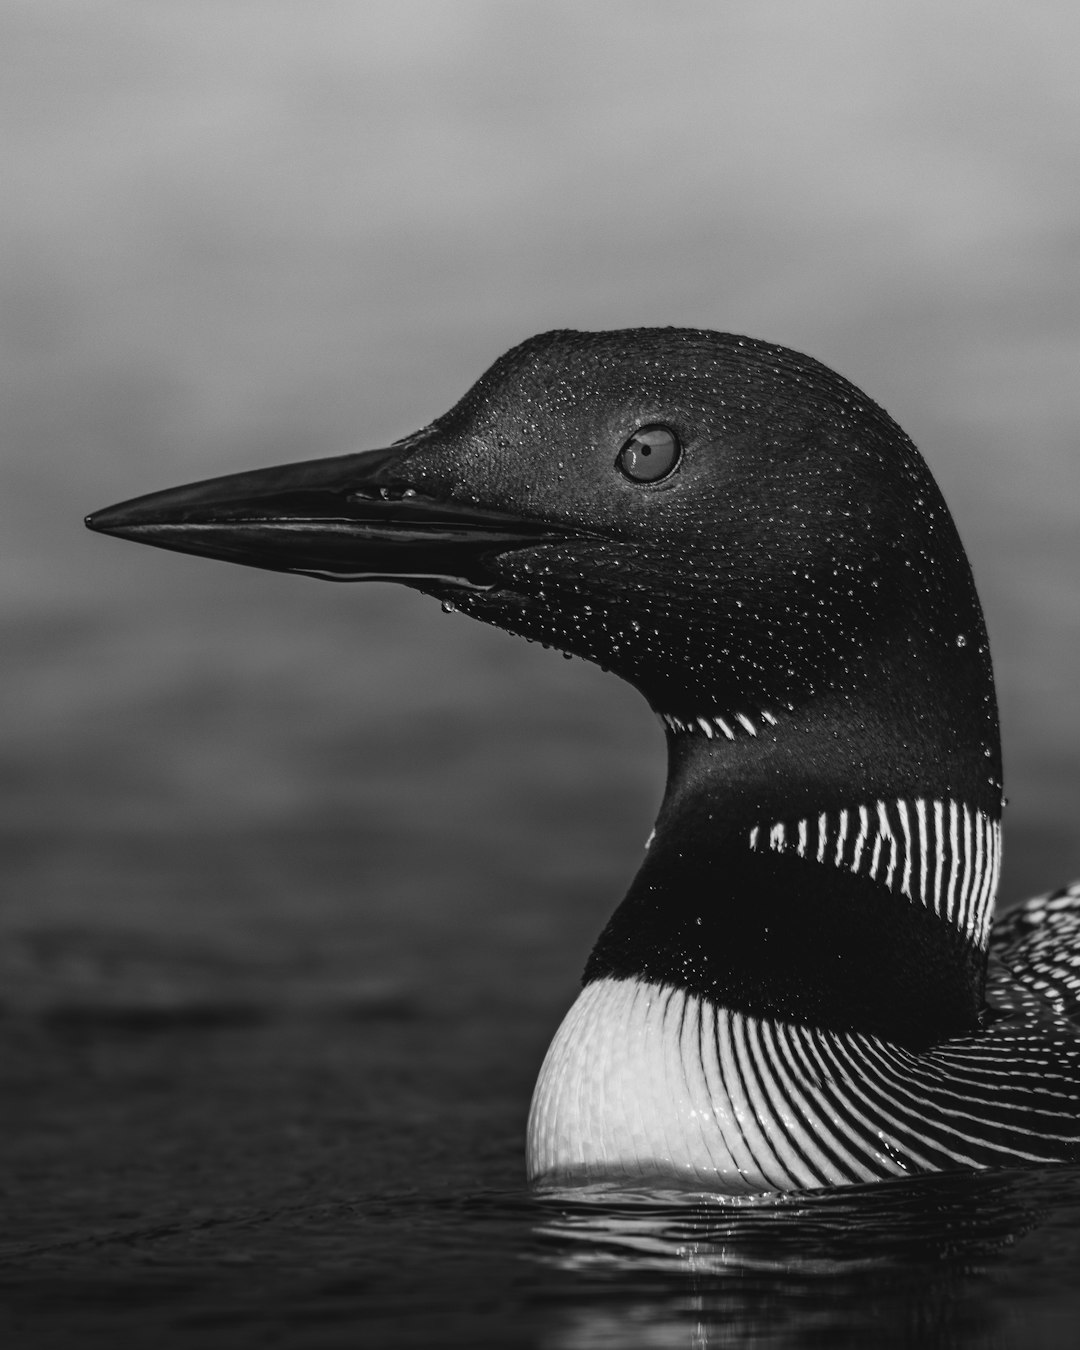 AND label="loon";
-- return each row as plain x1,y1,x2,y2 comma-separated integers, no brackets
87,328,1080,1193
